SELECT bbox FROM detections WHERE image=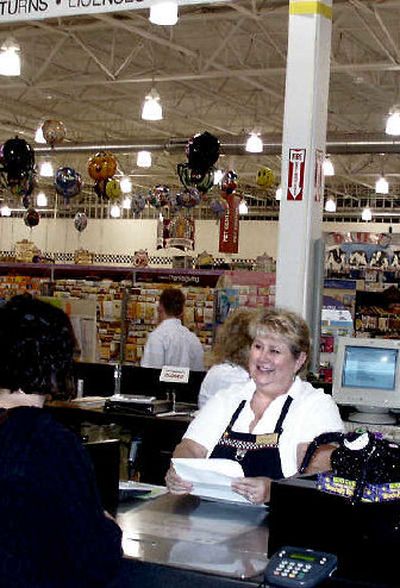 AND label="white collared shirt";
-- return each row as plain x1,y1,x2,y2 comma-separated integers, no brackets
141,318,204,371
184,376,344,477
